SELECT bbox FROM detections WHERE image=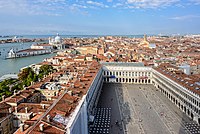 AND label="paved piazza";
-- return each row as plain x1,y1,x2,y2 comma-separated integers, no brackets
94,83,200,134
